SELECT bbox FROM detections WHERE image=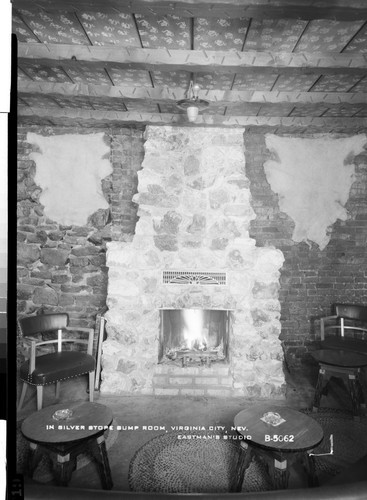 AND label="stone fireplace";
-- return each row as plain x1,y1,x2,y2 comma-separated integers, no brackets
102,126,285,398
